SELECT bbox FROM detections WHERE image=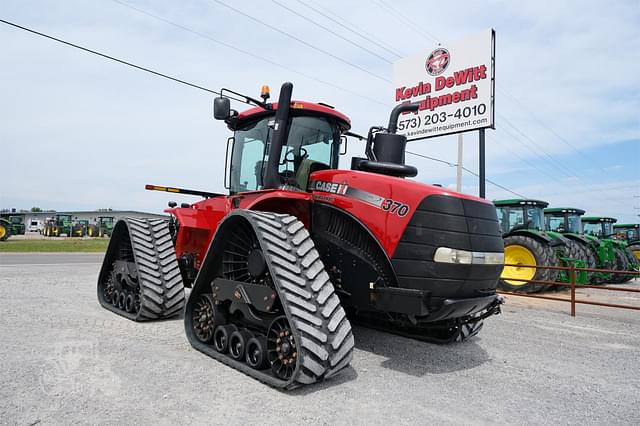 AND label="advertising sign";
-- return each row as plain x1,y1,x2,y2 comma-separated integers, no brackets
393,29,495,140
